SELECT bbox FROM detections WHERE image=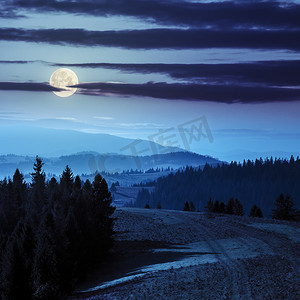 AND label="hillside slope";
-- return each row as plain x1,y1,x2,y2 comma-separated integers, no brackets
71,208,300,299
